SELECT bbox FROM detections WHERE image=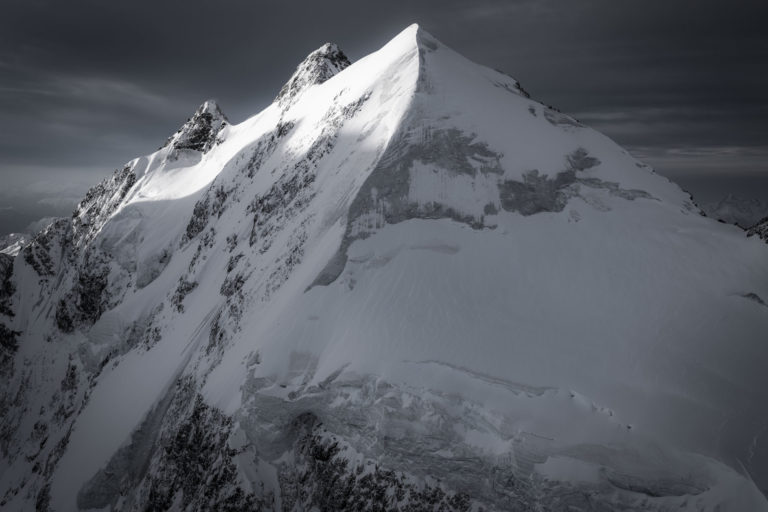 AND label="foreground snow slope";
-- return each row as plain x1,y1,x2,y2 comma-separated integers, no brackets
1,24,767,511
